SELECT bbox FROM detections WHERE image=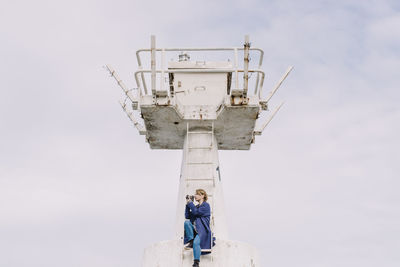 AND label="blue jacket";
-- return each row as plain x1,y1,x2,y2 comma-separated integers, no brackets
185,201,212,252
